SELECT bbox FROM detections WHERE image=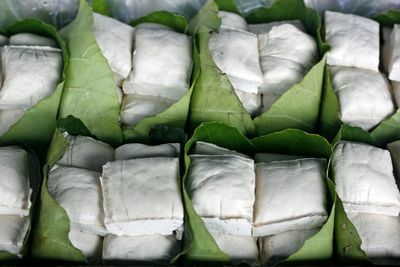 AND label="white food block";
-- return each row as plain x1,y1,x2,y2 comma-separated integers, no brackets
102,234,180,263
93,13,135,85
382,27,393,74
187,155,255,236
120,94,174,127
123,28,192,101
0,35,8,46
135,23,172,31
57,134,114,173
0,147,30,216
48,165,107,235
192,141,249,158
392,81,400,108
210,233,259,266
254,153,304,163
389,24,400,82
347,213,400,263
248,20,305,34
0,109,26,137
329,67,394,131
235,89,261,116
253,159,328,236
101,158,184,236
115,143,180,161
68,228,103,259
260,228,320,264
0,46,62,109
0,215,29,255
333,142,400,216
218,11,248,31
9,33,58,47
324,11,379,71
209,30,263,94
